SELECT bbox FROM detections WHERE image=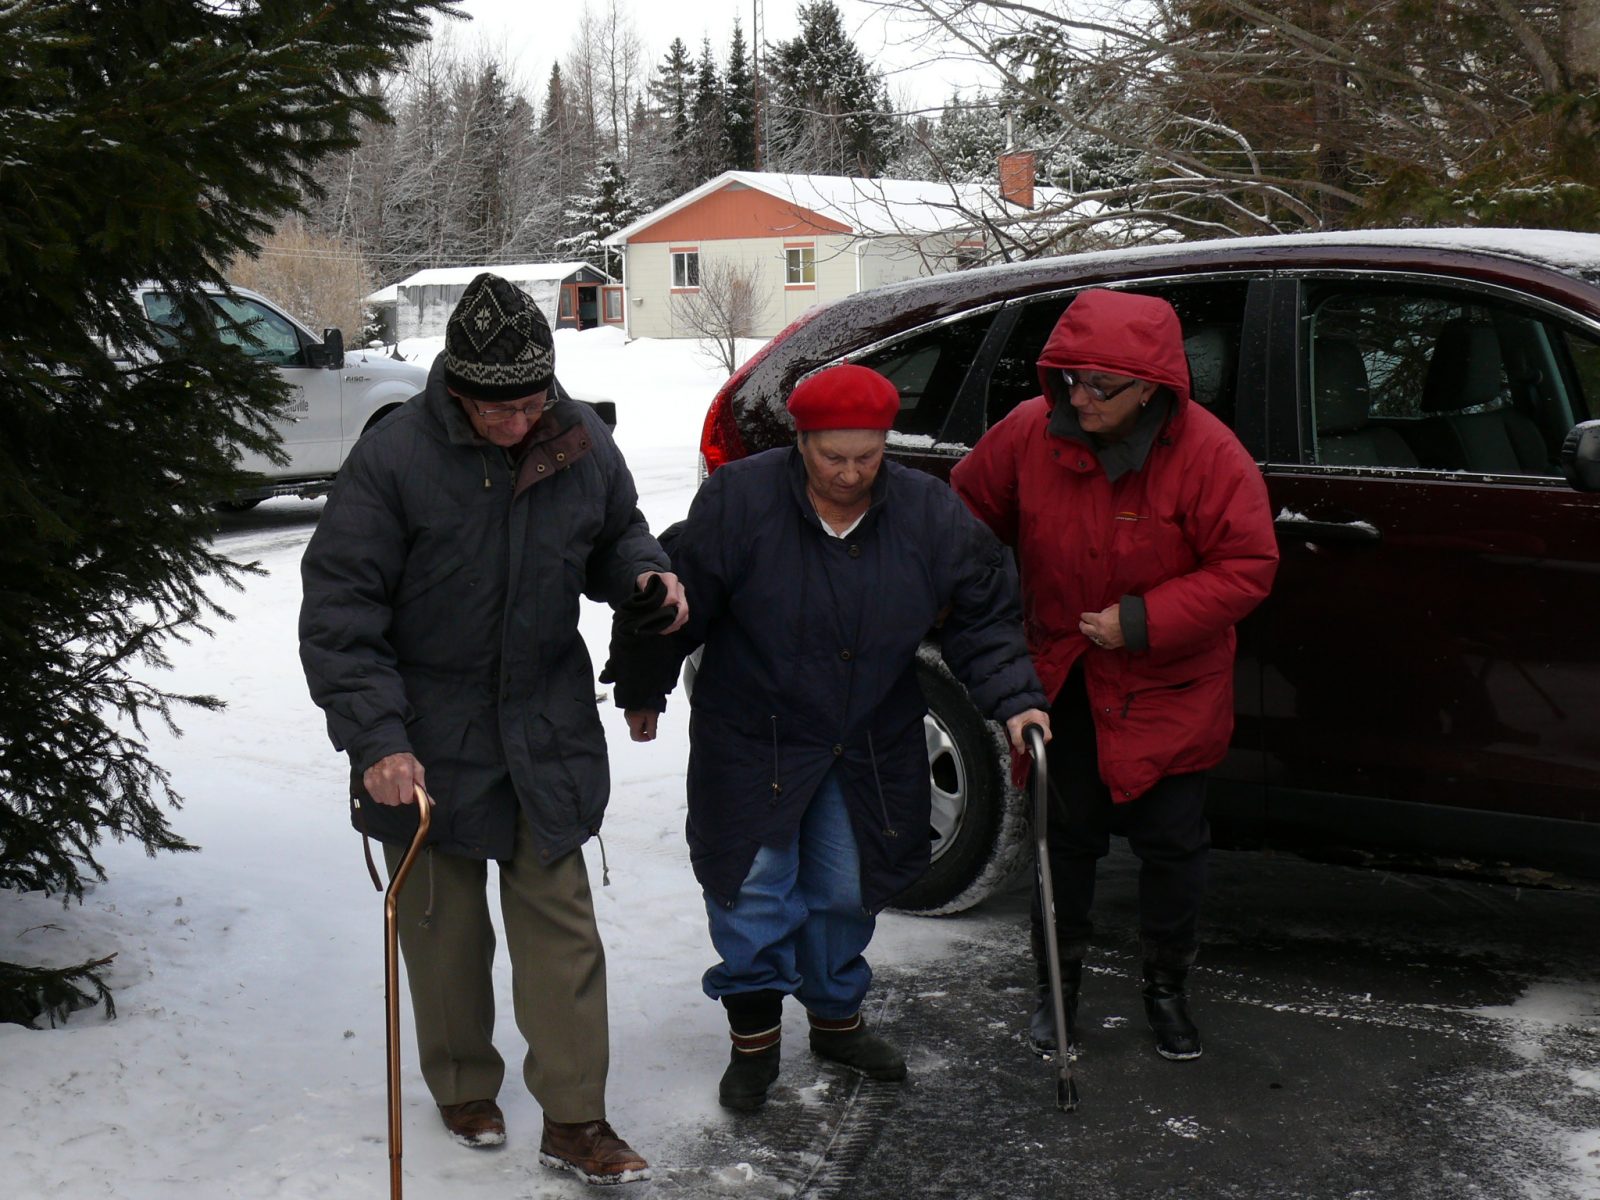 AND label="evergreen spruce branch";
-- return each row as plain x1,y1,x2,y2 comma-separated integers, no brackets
0,954,117,1028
